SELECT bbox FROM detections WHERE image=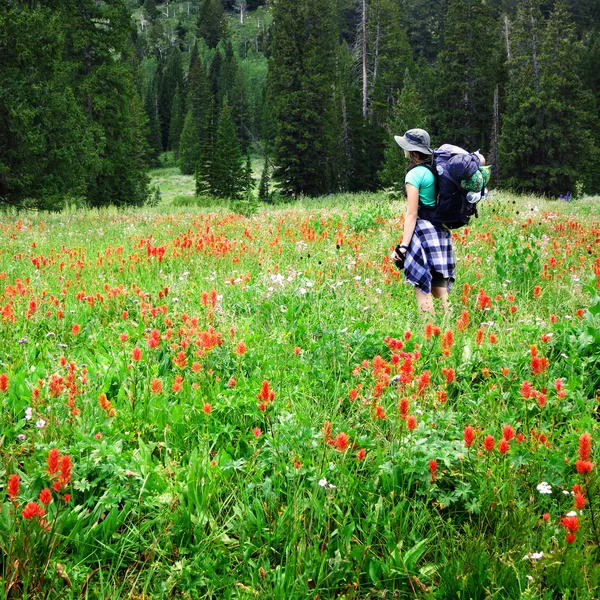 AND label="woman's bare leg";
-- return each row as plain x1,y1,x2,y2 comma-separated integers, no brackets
415,288,435,315
431,286,450,313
